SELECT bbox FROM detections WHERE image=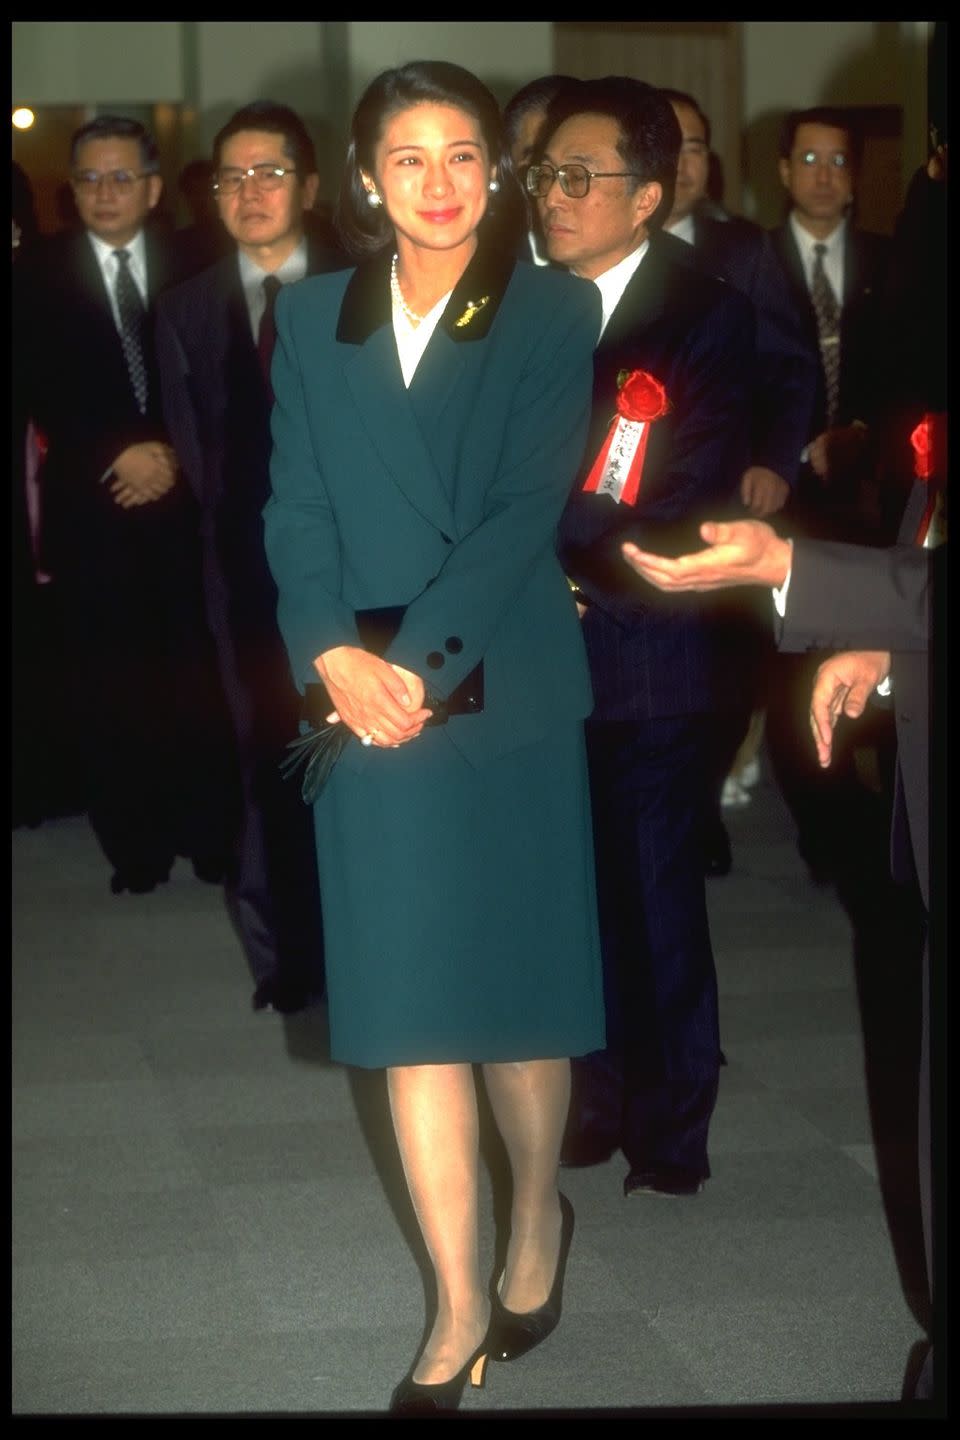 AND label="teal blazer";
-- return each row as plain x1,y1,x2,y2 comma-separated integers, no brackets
263,246,601,769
